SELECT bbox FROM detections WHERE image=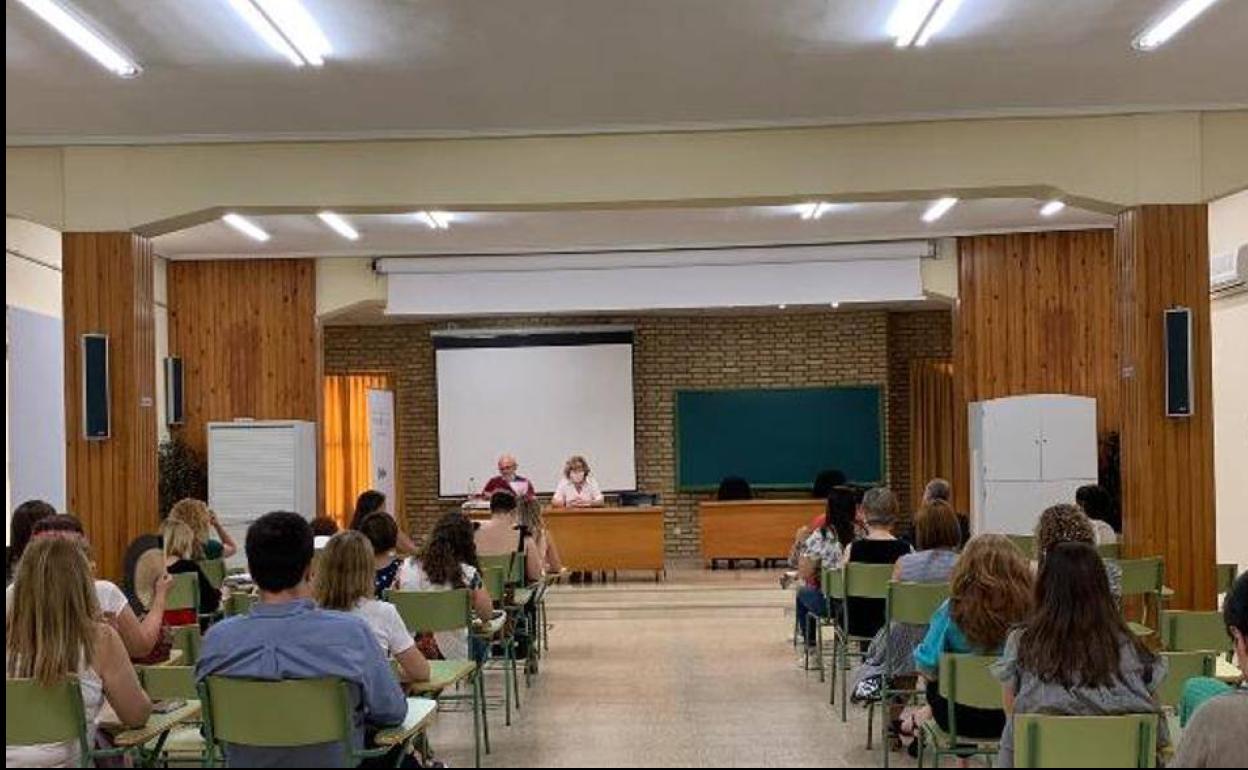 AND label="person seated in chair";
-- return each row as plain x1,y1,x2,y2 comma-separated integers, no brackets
196,511,407,768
